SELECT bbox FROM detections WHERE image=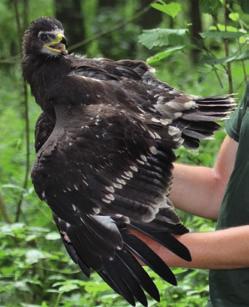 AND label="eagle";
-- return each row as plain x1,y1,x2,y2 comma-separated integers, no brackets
22,17,234,306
